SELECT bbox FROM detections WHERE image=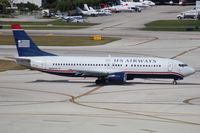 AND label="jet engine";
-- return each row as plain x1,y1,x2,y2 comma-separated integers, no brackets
106,72,127,84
